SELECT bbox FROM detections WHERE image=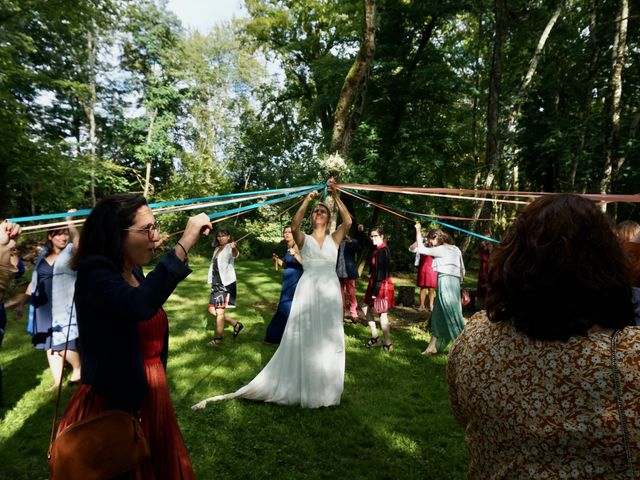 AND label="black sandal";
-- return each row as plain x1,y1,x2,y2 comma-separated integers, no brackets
208,337,223,347
233,322,244,337
383,343,394,352
365,336,380,348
